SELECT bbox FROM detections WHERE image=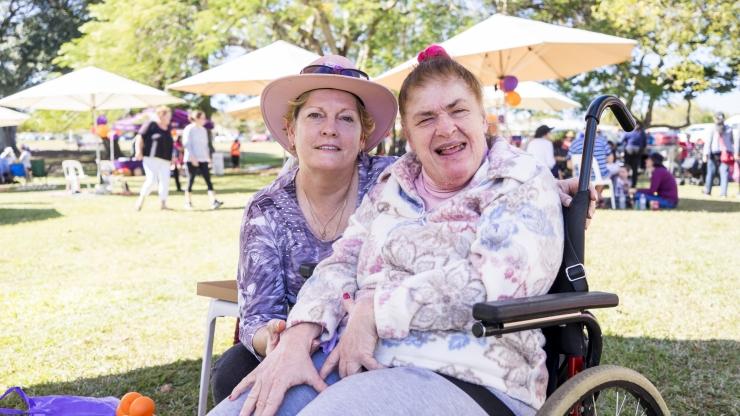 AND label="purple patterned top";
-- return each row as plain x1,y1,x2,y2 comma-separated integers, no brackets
237,153,395,357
